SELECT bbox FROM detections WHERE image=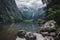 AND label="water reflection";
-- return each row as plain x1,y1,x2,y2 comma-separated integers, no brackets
0,21,40,40
0,21,41,40
2,22,39,32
